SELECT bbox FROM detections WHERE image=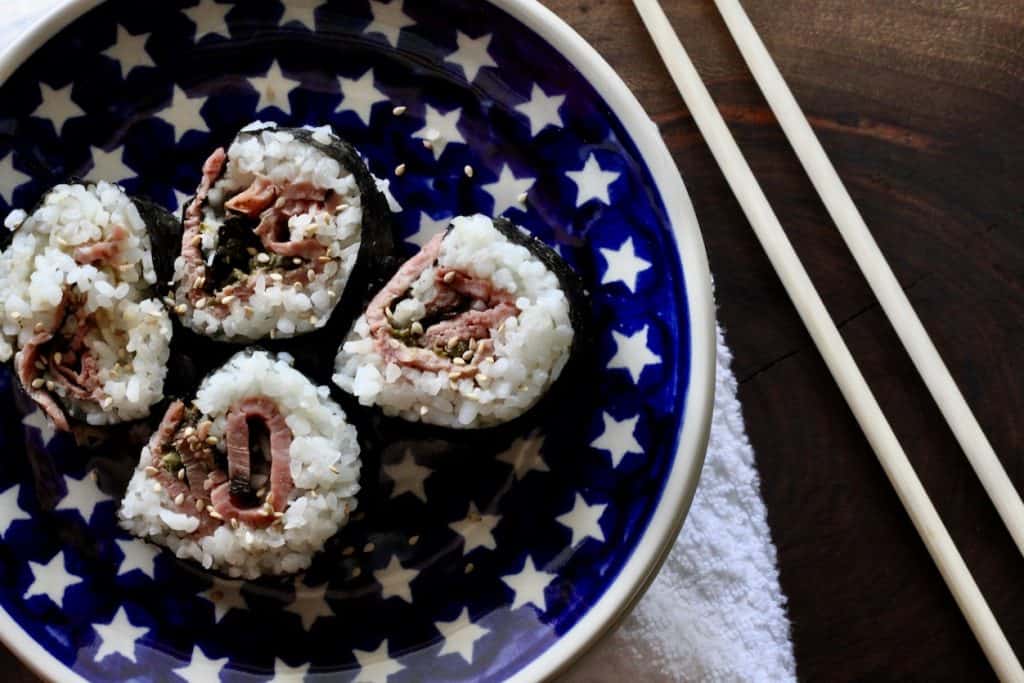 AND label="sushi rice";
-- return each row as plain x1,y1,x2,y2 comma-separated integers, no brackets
333,214,575,428
0,182,171,427
119,350,361,579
